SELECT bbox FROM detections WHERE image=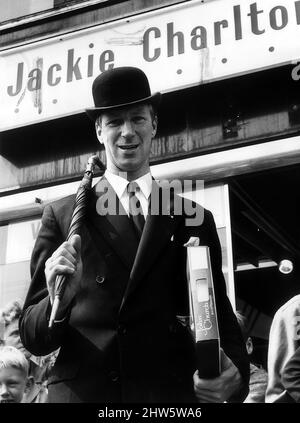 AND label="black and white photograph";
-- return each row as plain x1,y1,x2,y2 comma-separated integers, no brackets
0,0,299,418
